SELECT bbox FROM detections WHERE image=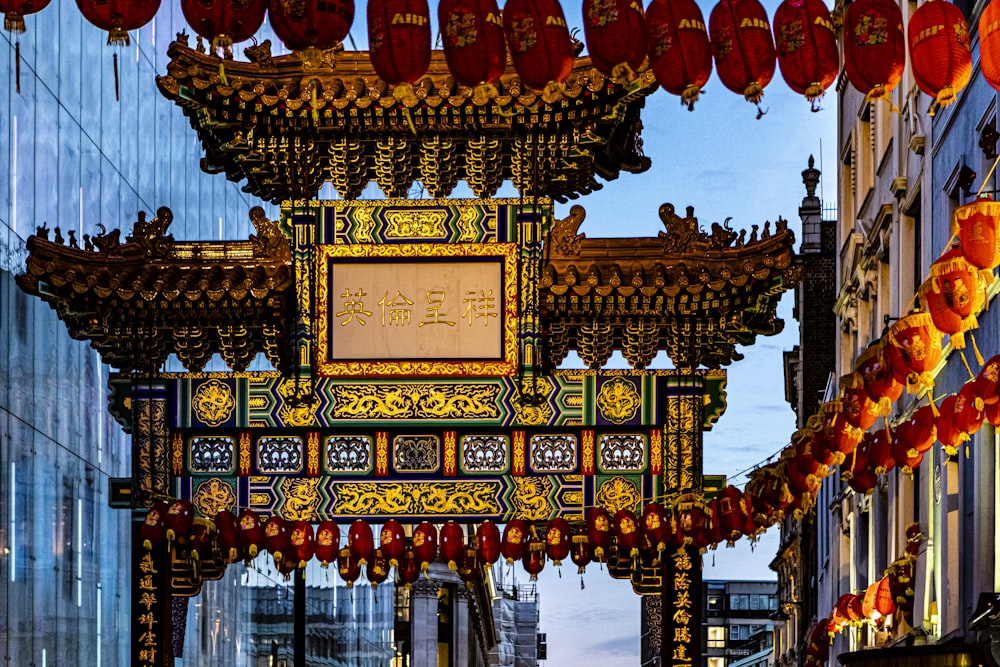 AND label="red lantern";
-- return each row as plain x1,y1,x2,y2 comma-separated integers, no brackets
846,443,877,495
439,0,506,97
740,491,762,538
842,435,870,482
908,0,972,112
440,521,466,570
476,521,501,567
141,501,170,551
457,545,480,586
847,594,866,623
988,400,1000,427
76,0,159,45
368,0,431,103
337,547,361,587
0,0,49,34
265,516,291,566
900,404,938,454
840,374,880,430
614,508,643,559
772,0,839,107
570,529,592,573
876,577,896,617
842,0,904,102
645,0,712,109
367,550,391,589
587,507,613,560
289,521,315,569
379,520,406,568
348,519,375,566
953,196,1000,269
919,247,983,355
868,426,896,475
237,509,265,560
583,0,648,80
892,427,925,474
708,0,776,104
214,509,239,563
315,520,340,567
937,394,967,455
187,518,215,566
983,0,1000,90
888,312,943,392
977,355,1000,405
545,517,571,566
642,502,671,557
858,343,904,414
715,486,746,543
398,547,422,585
806,619,830,661
181,0,267,52
522,536,546,580
503,0,573,95
413,521,438,574
165,499,195,547
502,519,529,564
954,382,985,434
269,0,354,53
